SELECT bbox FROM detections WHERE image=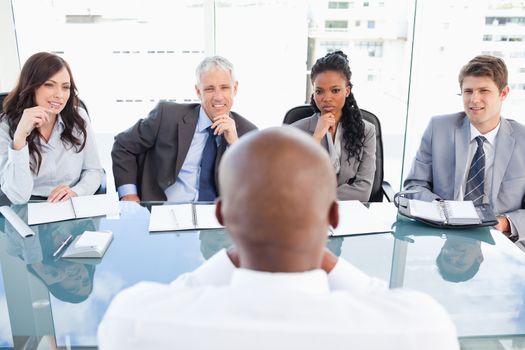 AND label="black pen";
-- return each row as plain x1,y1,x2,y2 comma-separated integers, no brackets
52,234,73,257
